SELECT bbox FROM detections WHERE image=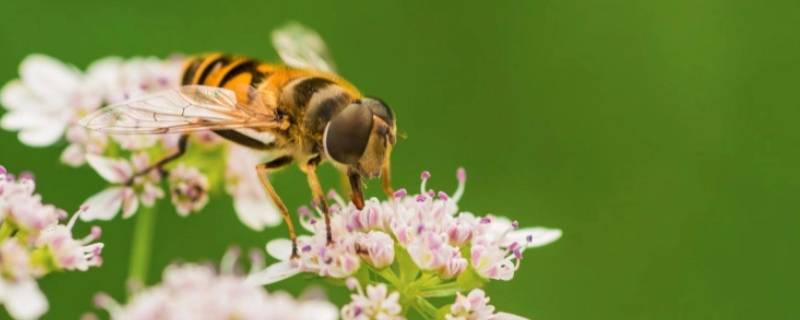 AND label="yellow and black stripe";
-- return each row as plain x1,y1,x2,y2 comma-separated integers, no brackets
178,53,363,151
